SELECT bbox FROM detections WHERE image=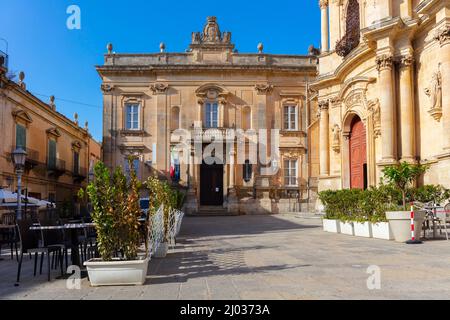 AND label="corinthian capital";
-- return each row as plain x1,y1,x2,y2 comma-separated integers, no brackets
376,54,393,72
398,55,415,69
319,0,328,9
434,25,450,46
254,84,273,95
318,100,329,111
